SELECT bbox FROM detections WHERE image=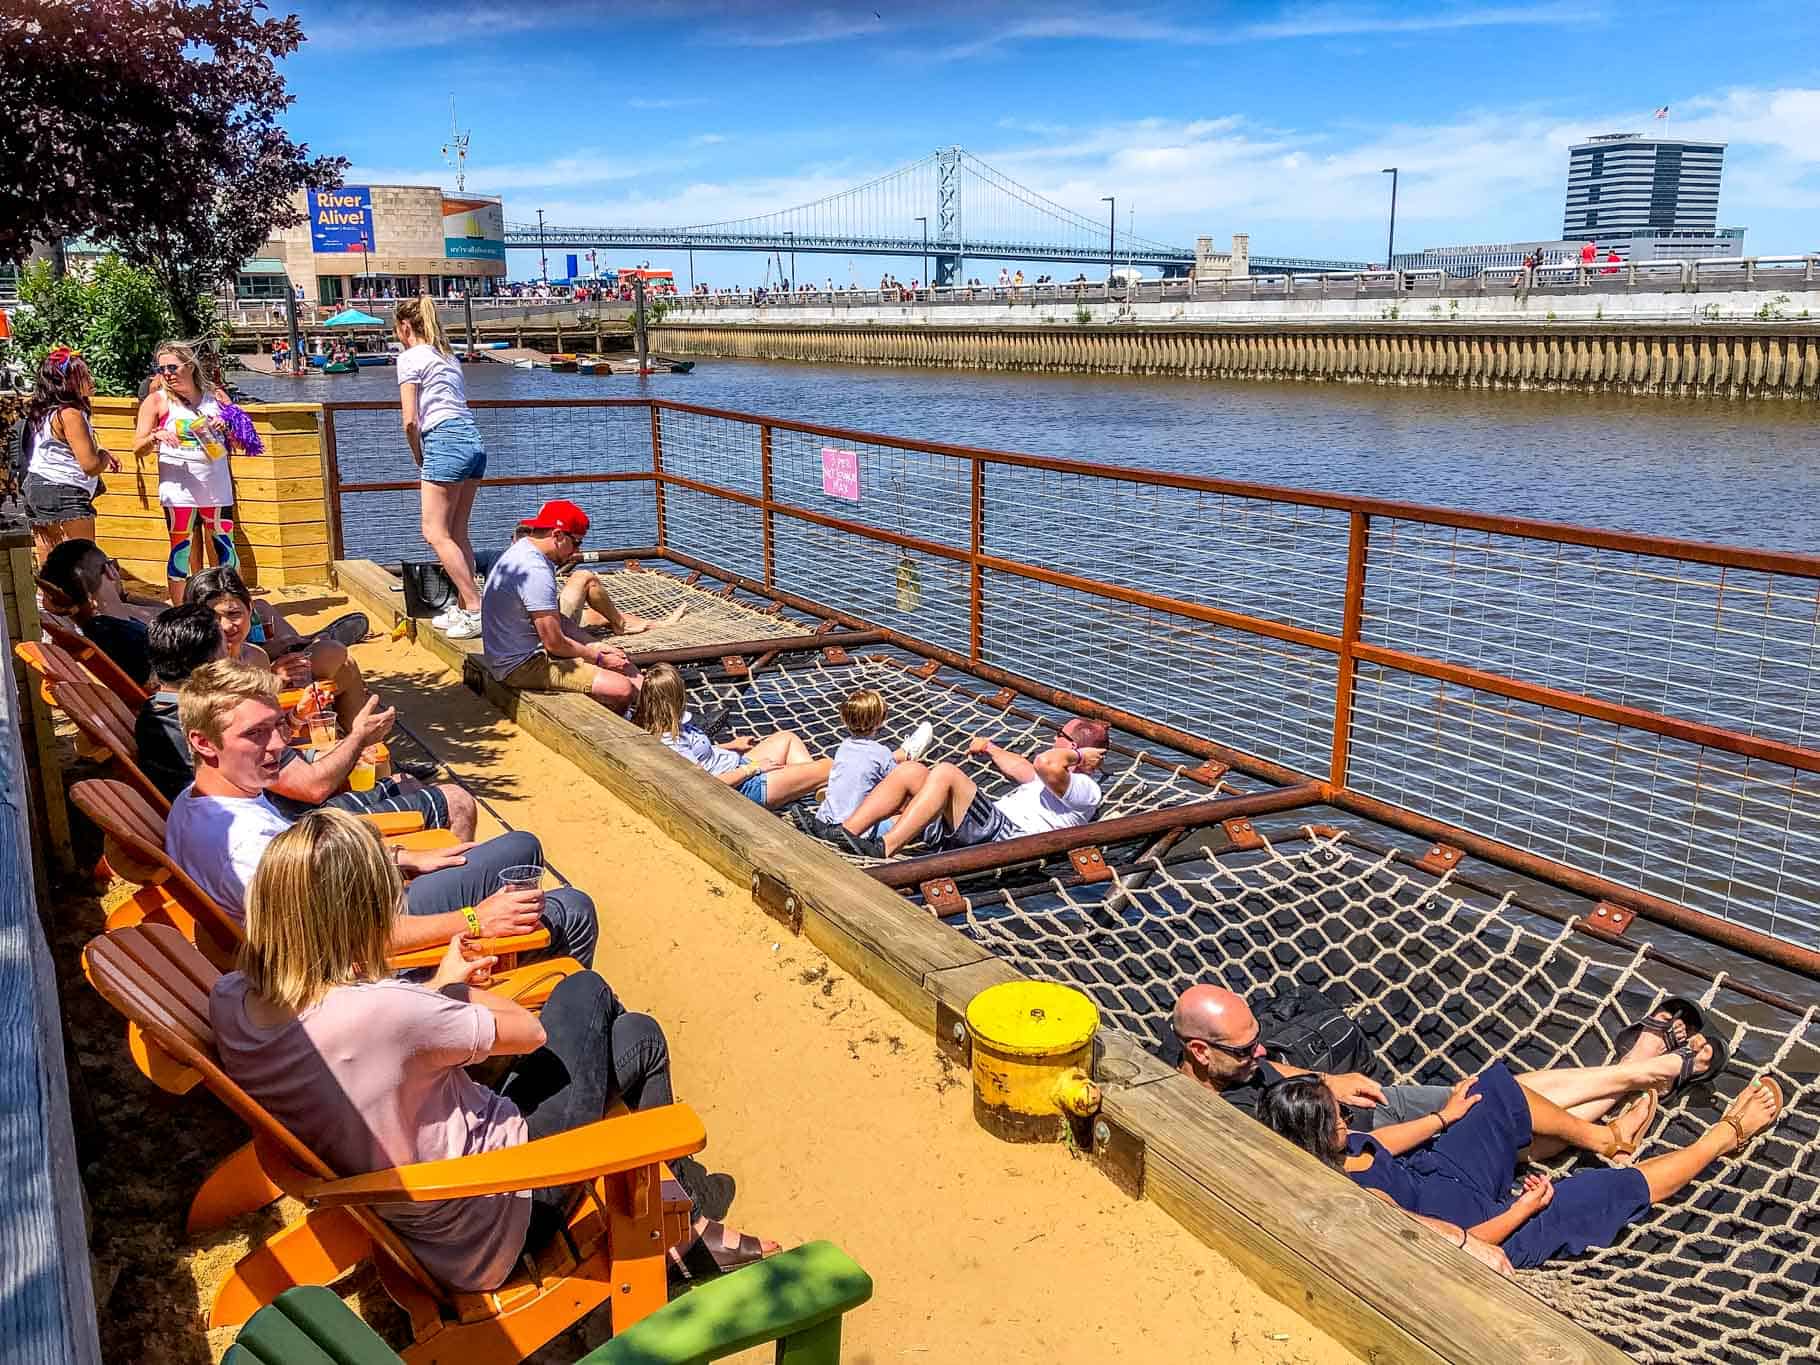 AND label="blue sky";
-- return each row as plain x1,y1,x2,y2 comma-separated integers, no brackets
278,0,1820,284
